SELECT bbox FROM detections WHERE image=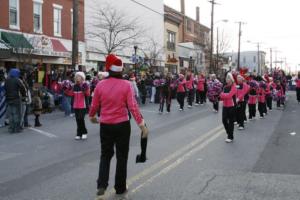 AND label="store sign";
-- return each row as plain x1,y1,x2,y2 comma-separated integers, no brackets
27,35,71,58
